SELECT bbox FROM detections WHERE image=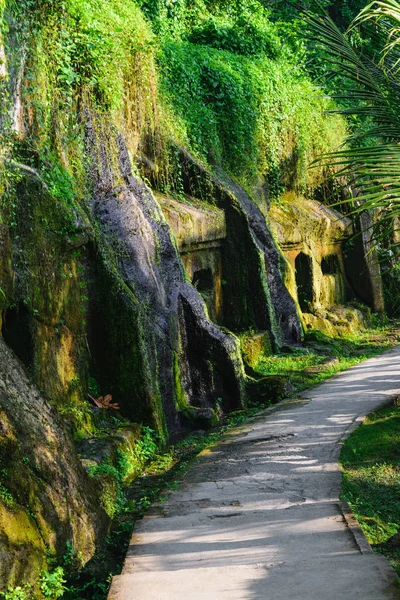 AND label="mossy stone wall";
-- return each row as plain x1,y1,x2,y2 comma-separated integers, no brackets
158,194,226,323
0,338,108,593
269,194,350,312
269,193,379,336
